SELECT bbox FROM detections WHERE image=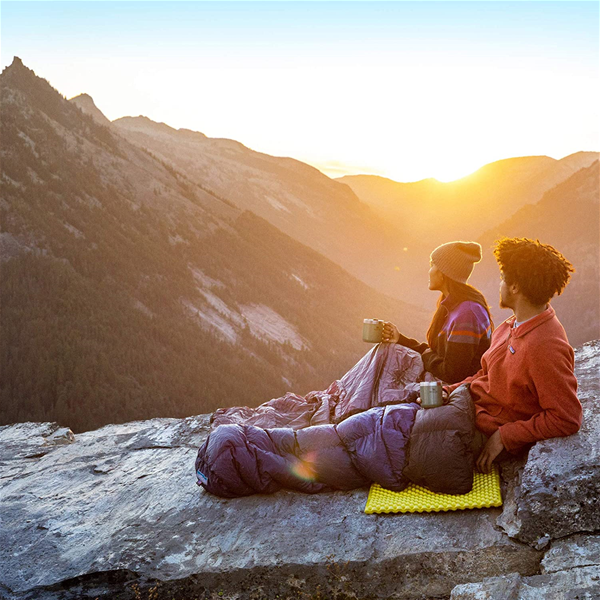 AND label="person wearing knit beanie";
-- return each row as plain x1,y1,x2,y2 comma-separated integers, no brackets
382,239,492,385
430,241,482,284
